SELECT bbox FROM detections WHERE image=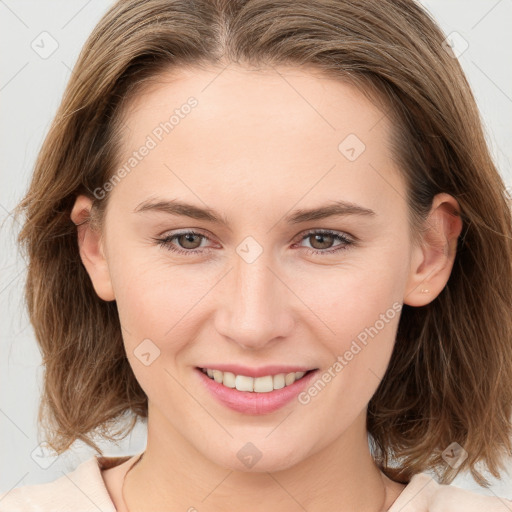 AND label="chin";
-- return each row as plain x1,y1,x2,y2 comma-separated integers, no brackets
207,442,306,473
